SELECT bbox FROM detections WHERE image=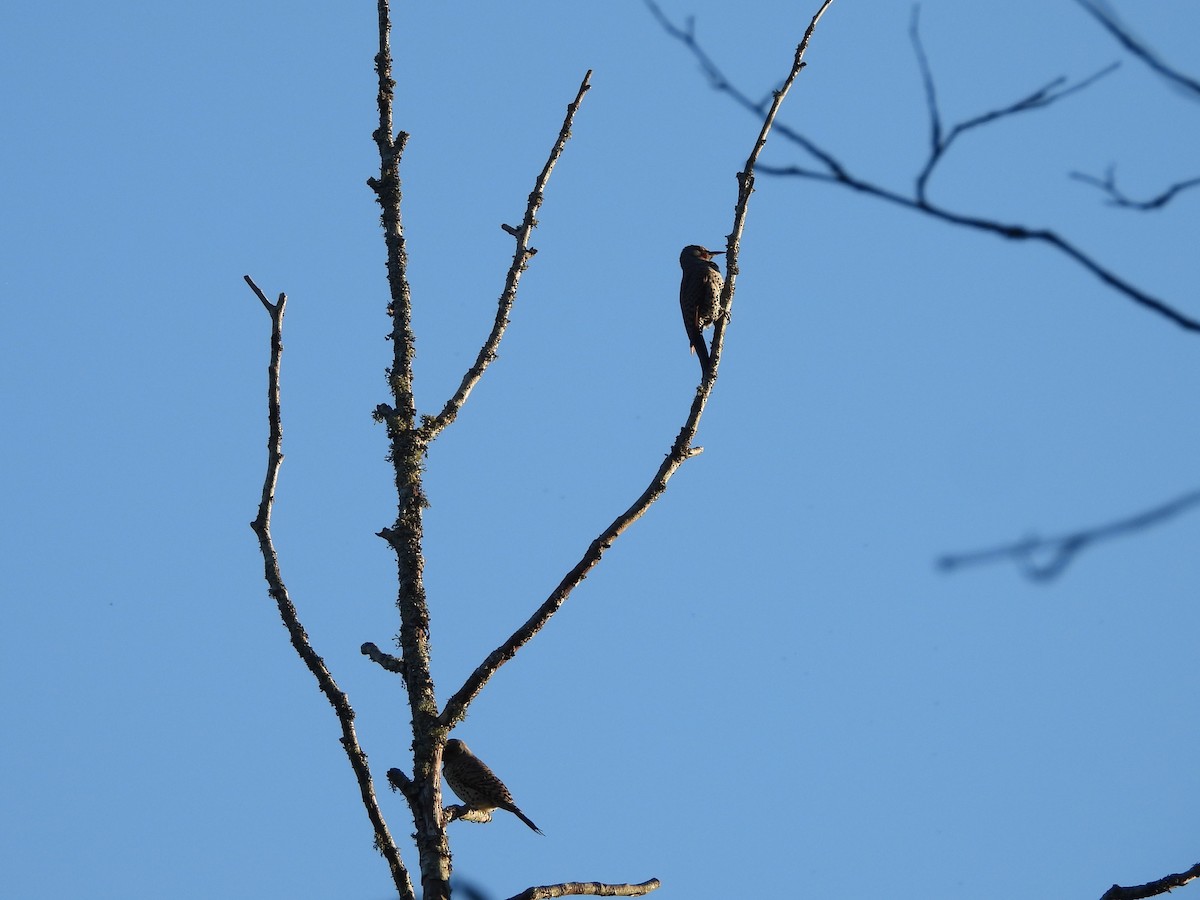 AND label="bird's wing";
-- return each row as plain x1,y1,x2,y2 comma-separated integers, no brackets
680,275,711,369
